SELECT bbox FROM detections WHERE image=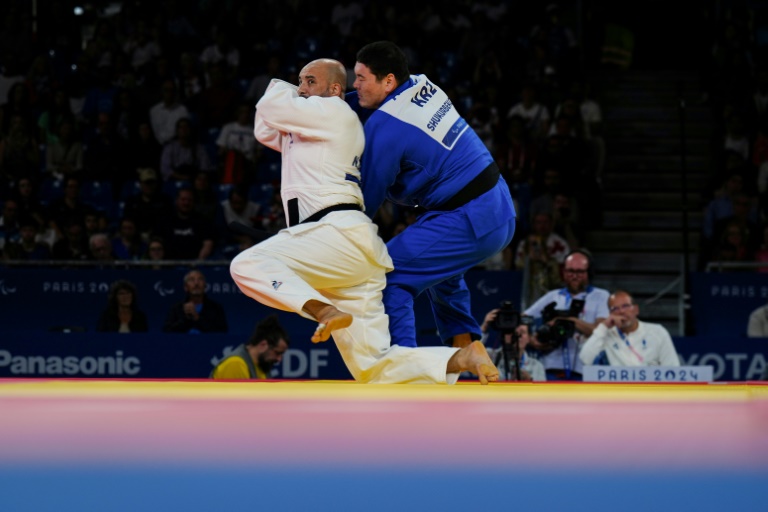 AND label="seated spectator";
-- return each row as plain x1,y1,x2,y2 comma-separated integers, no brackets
217,103,257,185
46,176,92,237
11,176,46,229
153,186,216,261
163,269,228,333
551,191,582,249
111,217,146,260
710,192,761,255
160,117,213,182
51,221,89,260
480,308,546,381
191,170,217,223
2,214,50,261
579,290,681,367
537,116,589,191
0,113,40,184
142,235,166,270
703,172,758,241
515,212,571,268
0,197,21,251
96,279,149,333
45,118,83,181
747,301,768,337
83,208,109,242
505,83,550,142
221,184,260,228
710,220,753,266
177,52,204,107
530,168,581,223
199,30,240,82
37,89,76,145
88,232,114,262
127,120,162,172
217,184,261,255
211,315,290,379
515,212,570,306
122,167,173,239
149,79,190,146
82,111,129,184
196,61,239,132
